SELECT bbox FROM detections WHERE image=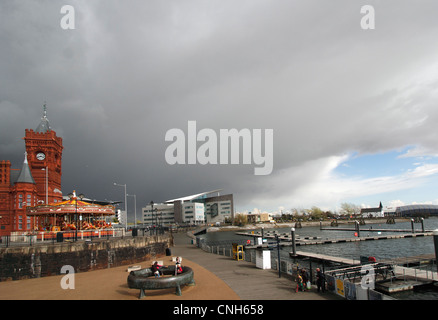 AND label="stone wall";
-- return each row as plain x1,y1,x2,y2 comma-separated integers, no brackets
0,235,172,281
